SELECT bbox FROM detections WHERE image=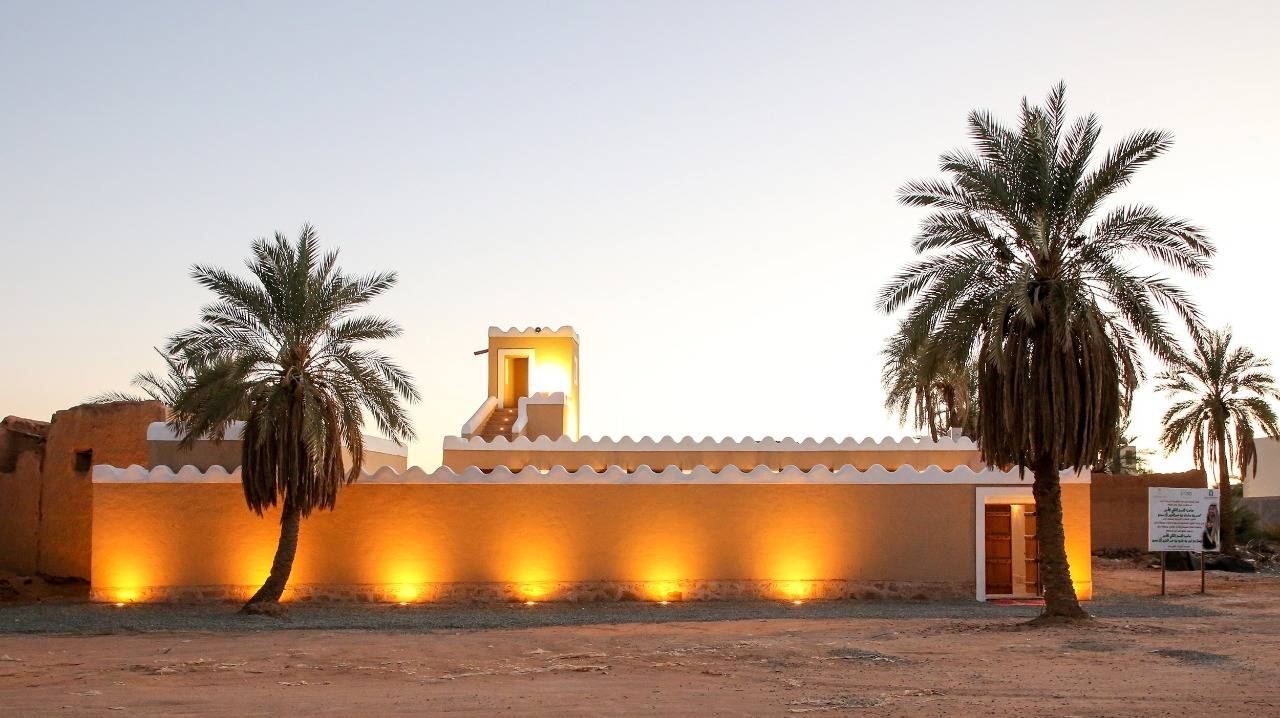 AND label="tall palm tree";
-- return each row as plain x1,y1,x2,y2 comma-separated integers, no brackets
879,83,1213,620
163,224,419,612
881,331,977,440
1158,328,1280,553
